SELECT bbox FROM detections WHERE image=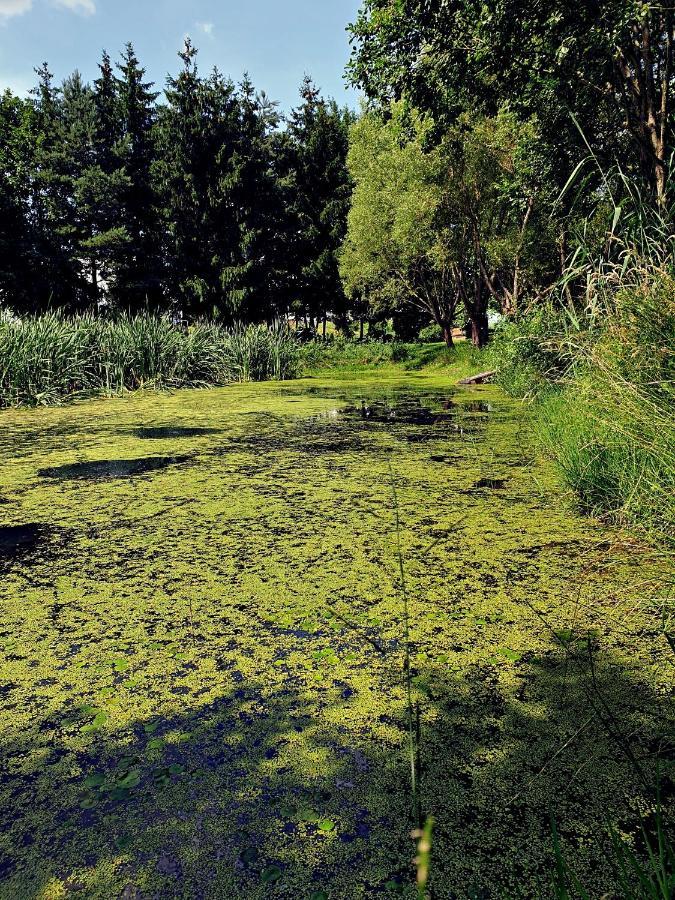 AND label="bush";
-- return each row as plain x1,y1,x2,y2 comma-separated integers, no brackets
418,323,444,343
297,337,405,371
488,306,572,397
